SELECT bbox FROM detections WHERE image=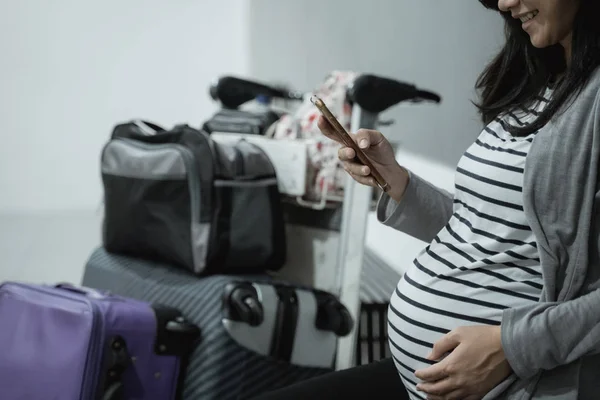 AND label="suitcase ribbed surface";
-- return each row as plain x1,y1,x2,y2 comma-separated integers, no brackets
82,248,331,400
